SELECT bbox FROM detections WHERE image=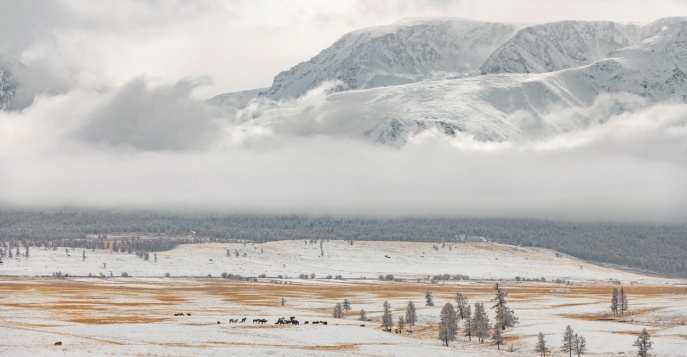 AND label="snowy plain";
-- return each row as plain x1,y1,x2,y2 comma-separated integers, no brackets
1,240,686,356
